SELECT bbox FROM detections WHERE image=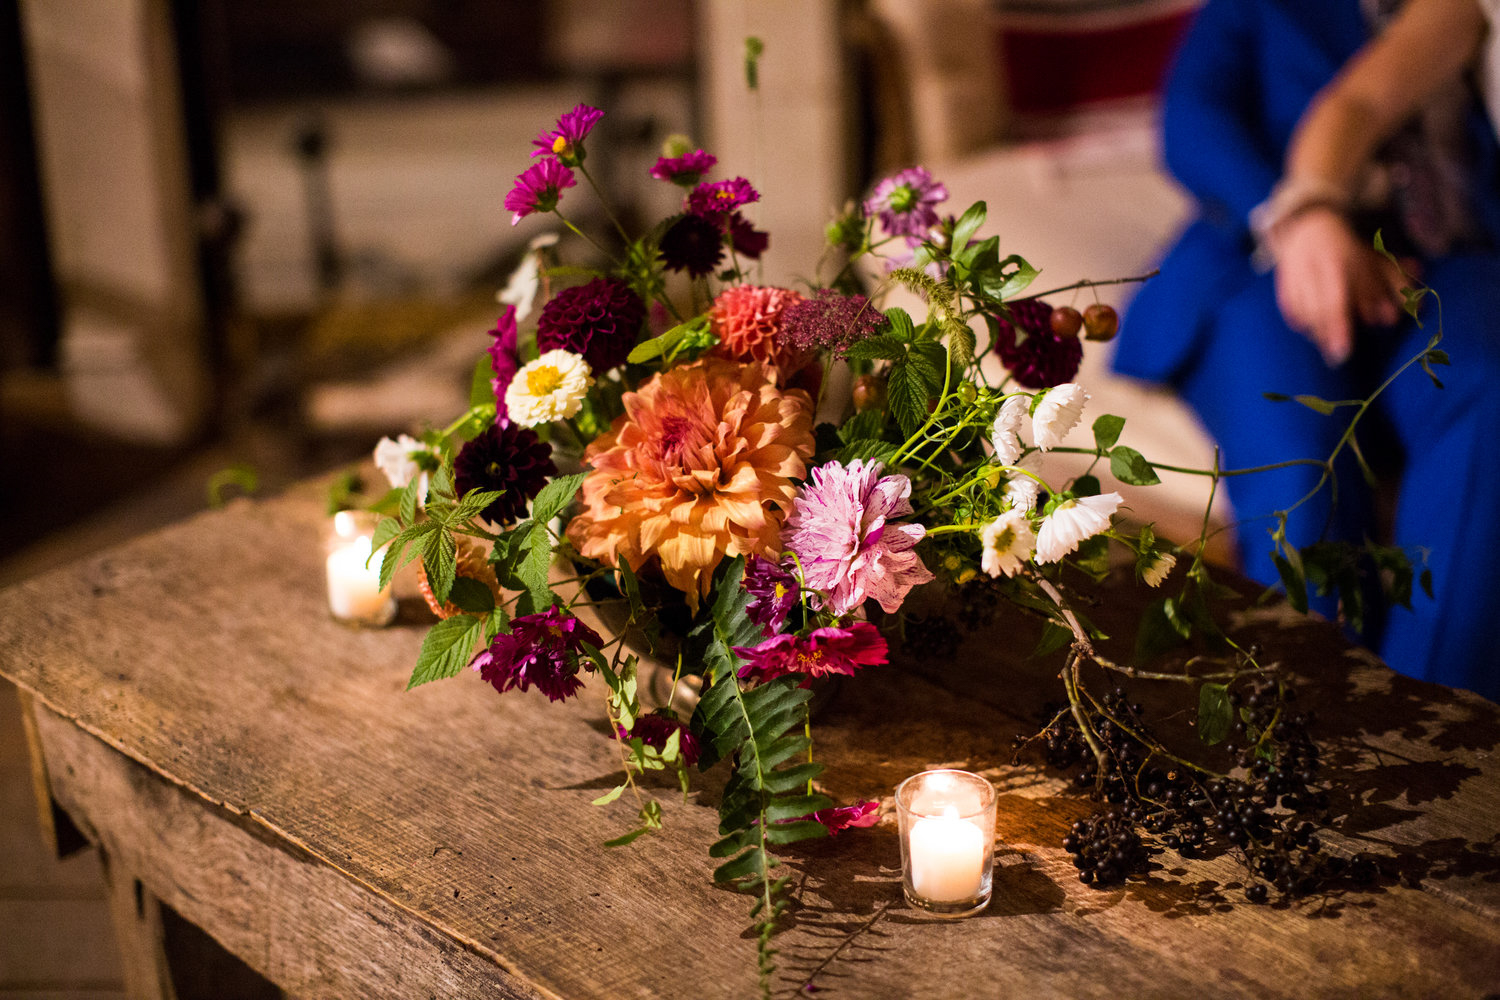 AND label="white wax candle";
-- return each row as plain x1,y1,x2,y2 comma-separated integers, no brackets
908,806,986,902
325,535,391,622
